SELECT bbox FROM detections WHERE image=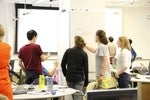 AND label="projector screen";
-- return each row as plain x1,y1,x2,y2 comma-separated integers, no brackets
15,5,59,53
